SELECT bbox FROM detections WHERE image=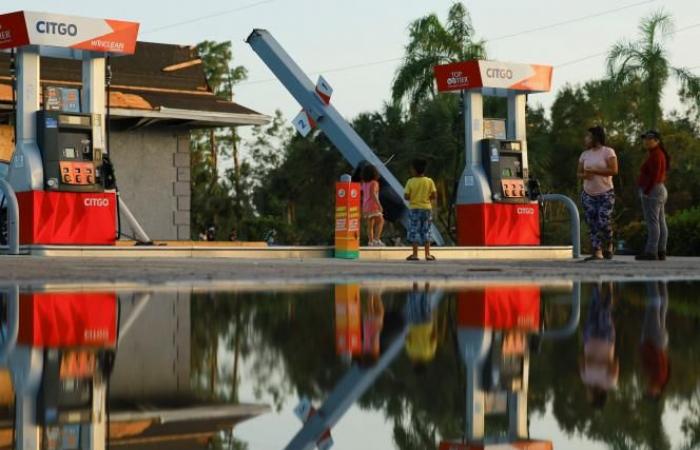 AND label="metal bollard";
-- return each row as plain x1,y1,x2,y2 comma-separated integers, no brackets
0,179,20,255
540,193,581,258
